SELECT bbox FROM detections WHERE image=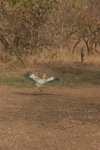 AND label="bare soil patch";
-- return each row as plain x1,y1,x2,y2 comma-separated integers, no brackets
0,85,100,150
